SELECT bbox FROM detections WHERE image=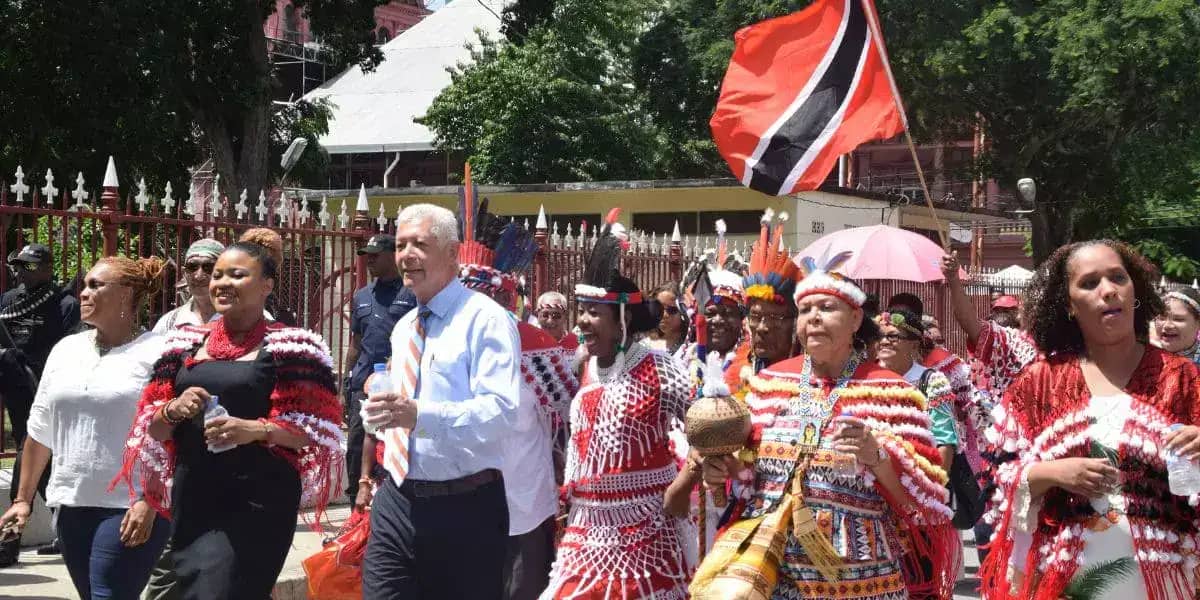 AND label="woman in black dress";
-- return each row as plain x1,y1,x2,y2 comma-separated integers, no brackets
115,234,344,599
